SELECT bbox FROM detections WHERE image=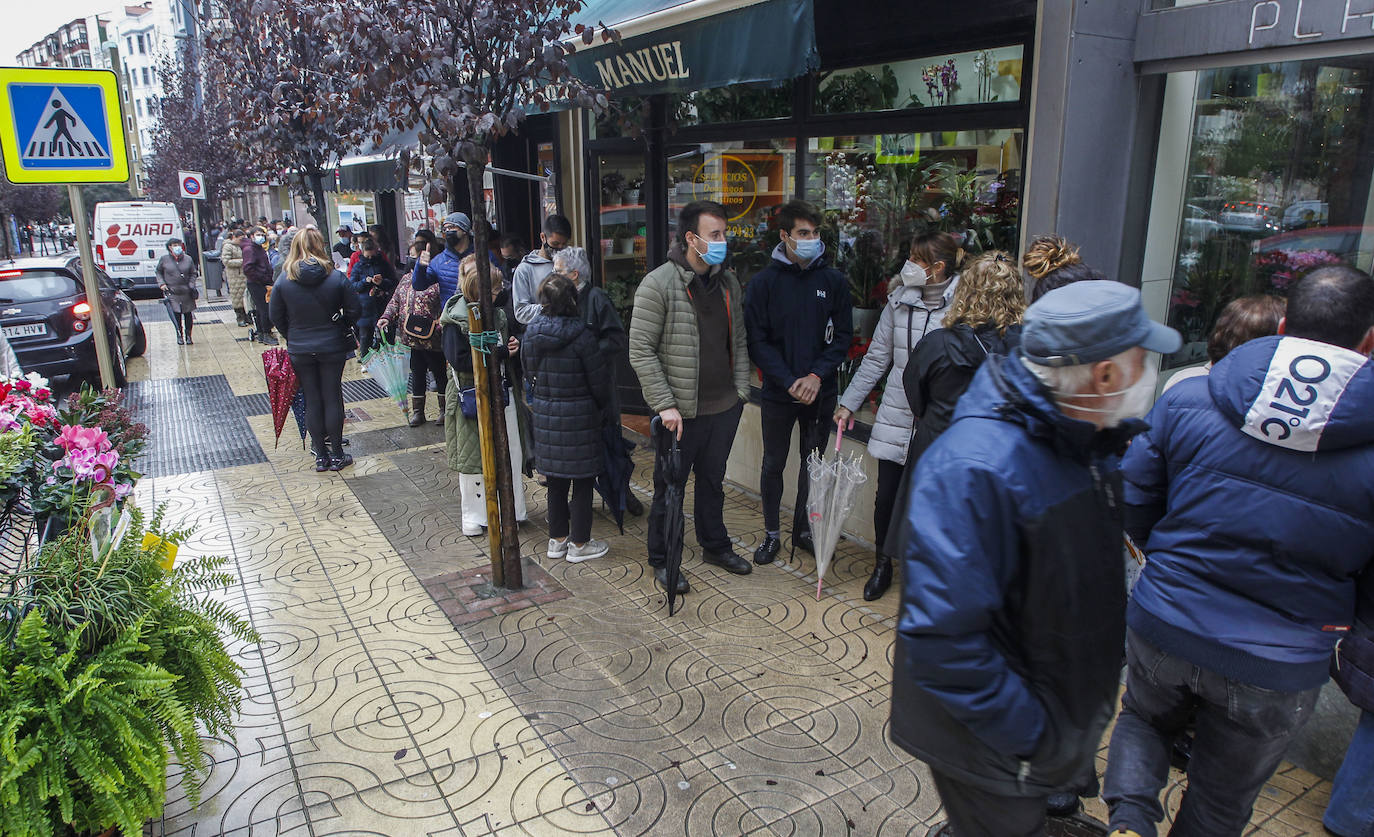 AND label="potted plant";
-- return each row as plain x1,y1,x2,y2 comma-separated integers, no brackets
601,171,627,207
624,176,643,205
